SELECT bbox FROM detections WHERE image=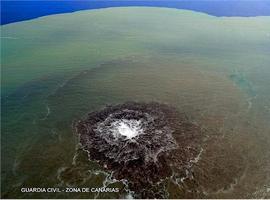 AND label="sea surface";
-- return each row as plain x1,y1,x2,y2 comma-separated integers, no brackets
1,0,270,25
1,5,270,199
